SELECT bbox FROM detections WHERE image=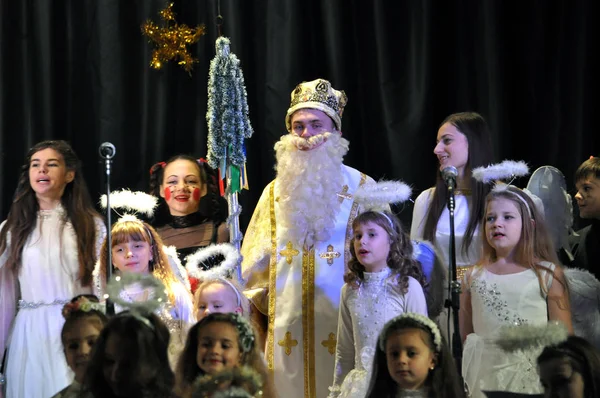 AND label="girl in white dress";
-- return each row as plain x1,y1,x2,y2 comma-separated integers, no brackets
0,140,106,398
410,113,494,342
95,217,195,367
329,211,428,398
366,313,465,398
460,184,573,397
